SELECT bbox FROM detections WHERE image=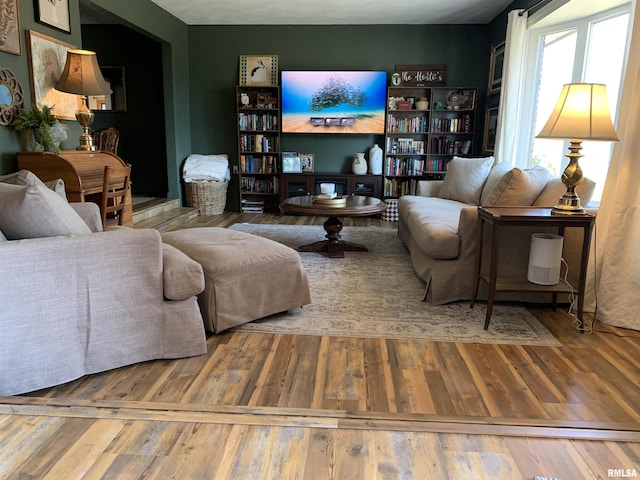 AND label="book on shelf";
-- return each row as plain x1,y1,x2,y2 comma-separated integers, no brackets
239,155,277,173
241,199,265,213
